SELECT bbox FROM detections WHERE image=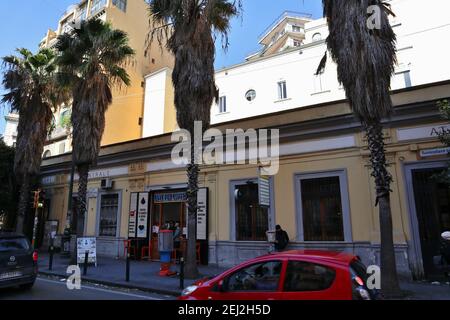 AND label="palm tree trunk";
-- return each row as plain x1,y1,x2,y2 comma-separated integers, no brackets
364,121,401,297
184,145,200,279
77,163,89,235
16,175,30,234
